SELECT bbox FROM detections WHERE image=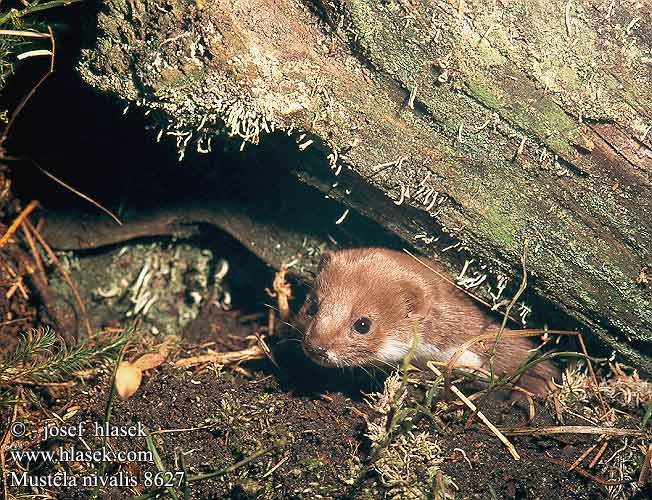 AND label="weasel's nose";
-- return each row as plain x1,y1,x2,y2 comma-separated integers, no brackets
302,341,330,364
